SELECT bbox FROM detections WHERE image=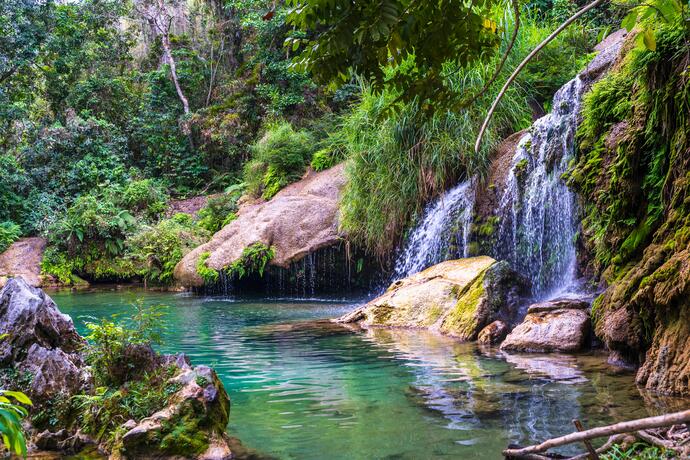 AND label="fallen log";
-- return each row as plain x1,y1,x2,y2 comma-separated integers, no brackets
504,410,690,458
